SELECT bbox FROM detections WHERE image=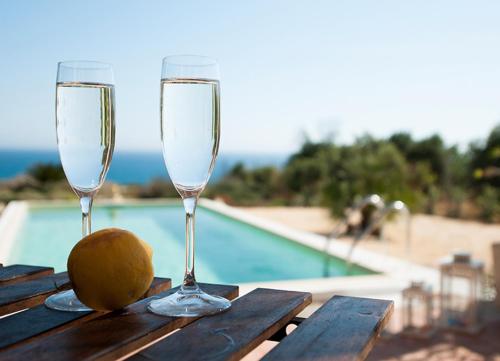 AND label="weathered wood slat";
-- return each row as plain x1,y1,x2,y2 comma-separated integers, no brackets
0,283,239,361
0,277,171,350
0,265,54,287
0,272,70,316
141,277,172,298
262,295,394,361
132,288,312,361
